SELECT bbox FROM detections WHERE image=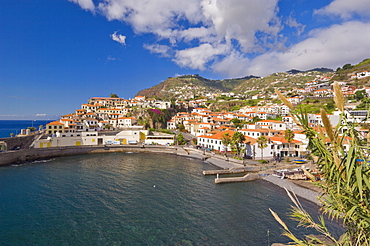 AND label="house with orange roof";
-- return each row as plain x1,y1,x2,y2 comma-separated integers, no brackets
46,121,65,135
256,111,277,120
197,129,282,160
212,117,231,127
167,119,177,130
153,100,171,109
191,122,214,136
75,109,86,115
117,117,137,128
307,113,340,127
356,71,370,79
98,121,110,130
269,136,305,158
282,116,297,129
287,96,303,105
109,119,118,128
108,113,121,119
81,103,101,112
83,118,99,131
256,120,287,130
197,127,214,136
197,130,236,152
313,88,333,97
239,129,282,138
134,96,146,101
274,104,291,116
61,114,74,119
